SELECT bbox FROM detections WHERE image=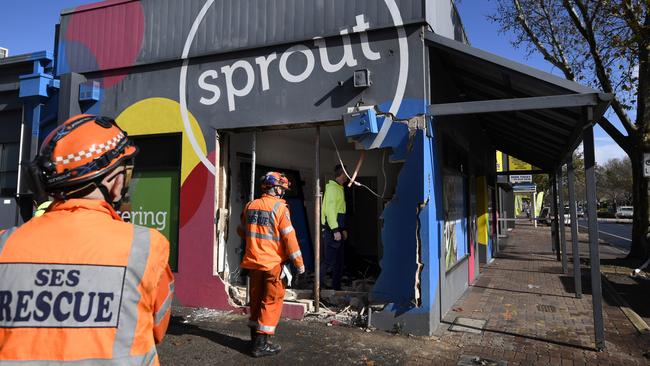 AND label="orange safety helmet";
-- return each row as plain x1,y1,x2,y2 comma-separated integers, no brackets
260,171,291,191
34,114,138,198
